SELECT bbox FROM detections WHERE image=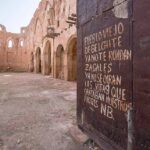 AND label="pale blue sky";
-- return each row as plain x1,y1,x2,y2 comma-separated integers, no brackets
0,0,41,33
